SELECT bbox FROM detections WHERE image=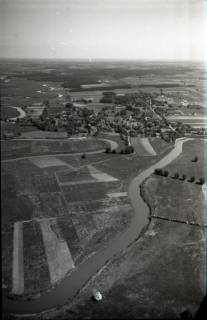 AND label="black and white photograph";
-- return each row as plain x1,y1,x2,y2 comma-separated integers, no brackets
1,0,207,318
